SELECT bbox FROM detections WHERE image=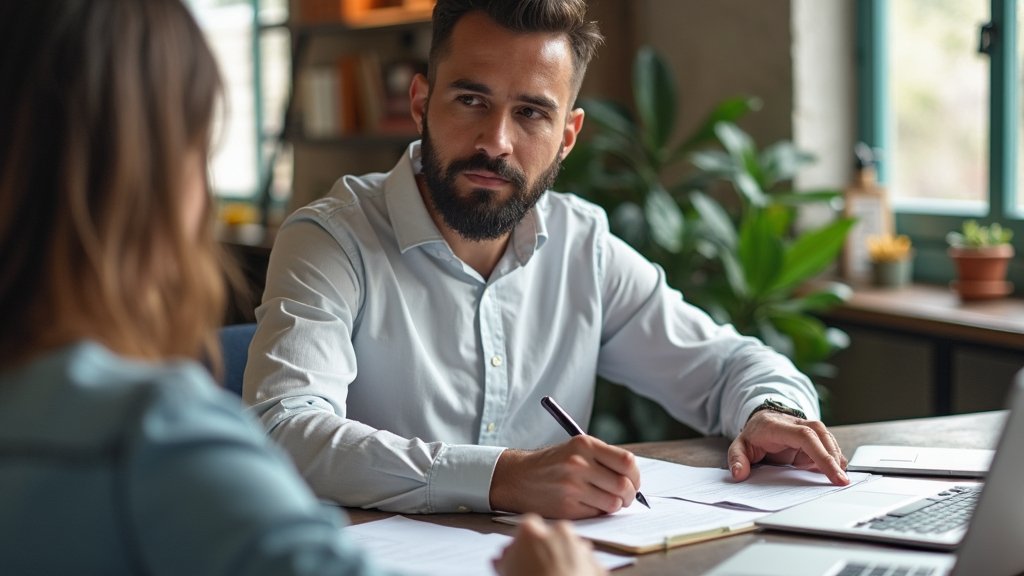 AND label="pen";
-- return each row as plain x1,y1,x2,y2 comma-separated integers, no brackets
540,395,651,509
